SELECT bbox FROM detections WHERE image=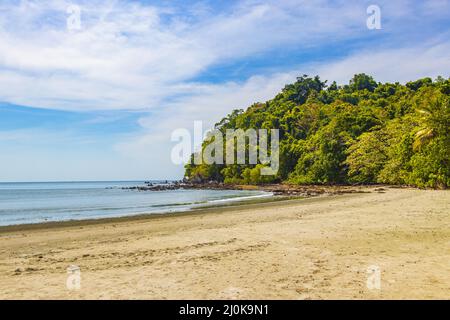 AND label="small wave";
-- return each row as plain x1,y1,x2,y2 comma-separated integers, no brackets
207,192,273,204
150,201,207,208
